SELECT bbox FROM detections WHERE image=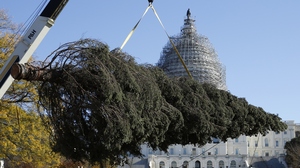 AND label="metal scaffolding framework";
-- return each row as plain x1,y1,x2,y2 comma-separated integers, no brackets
157,9,227,90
